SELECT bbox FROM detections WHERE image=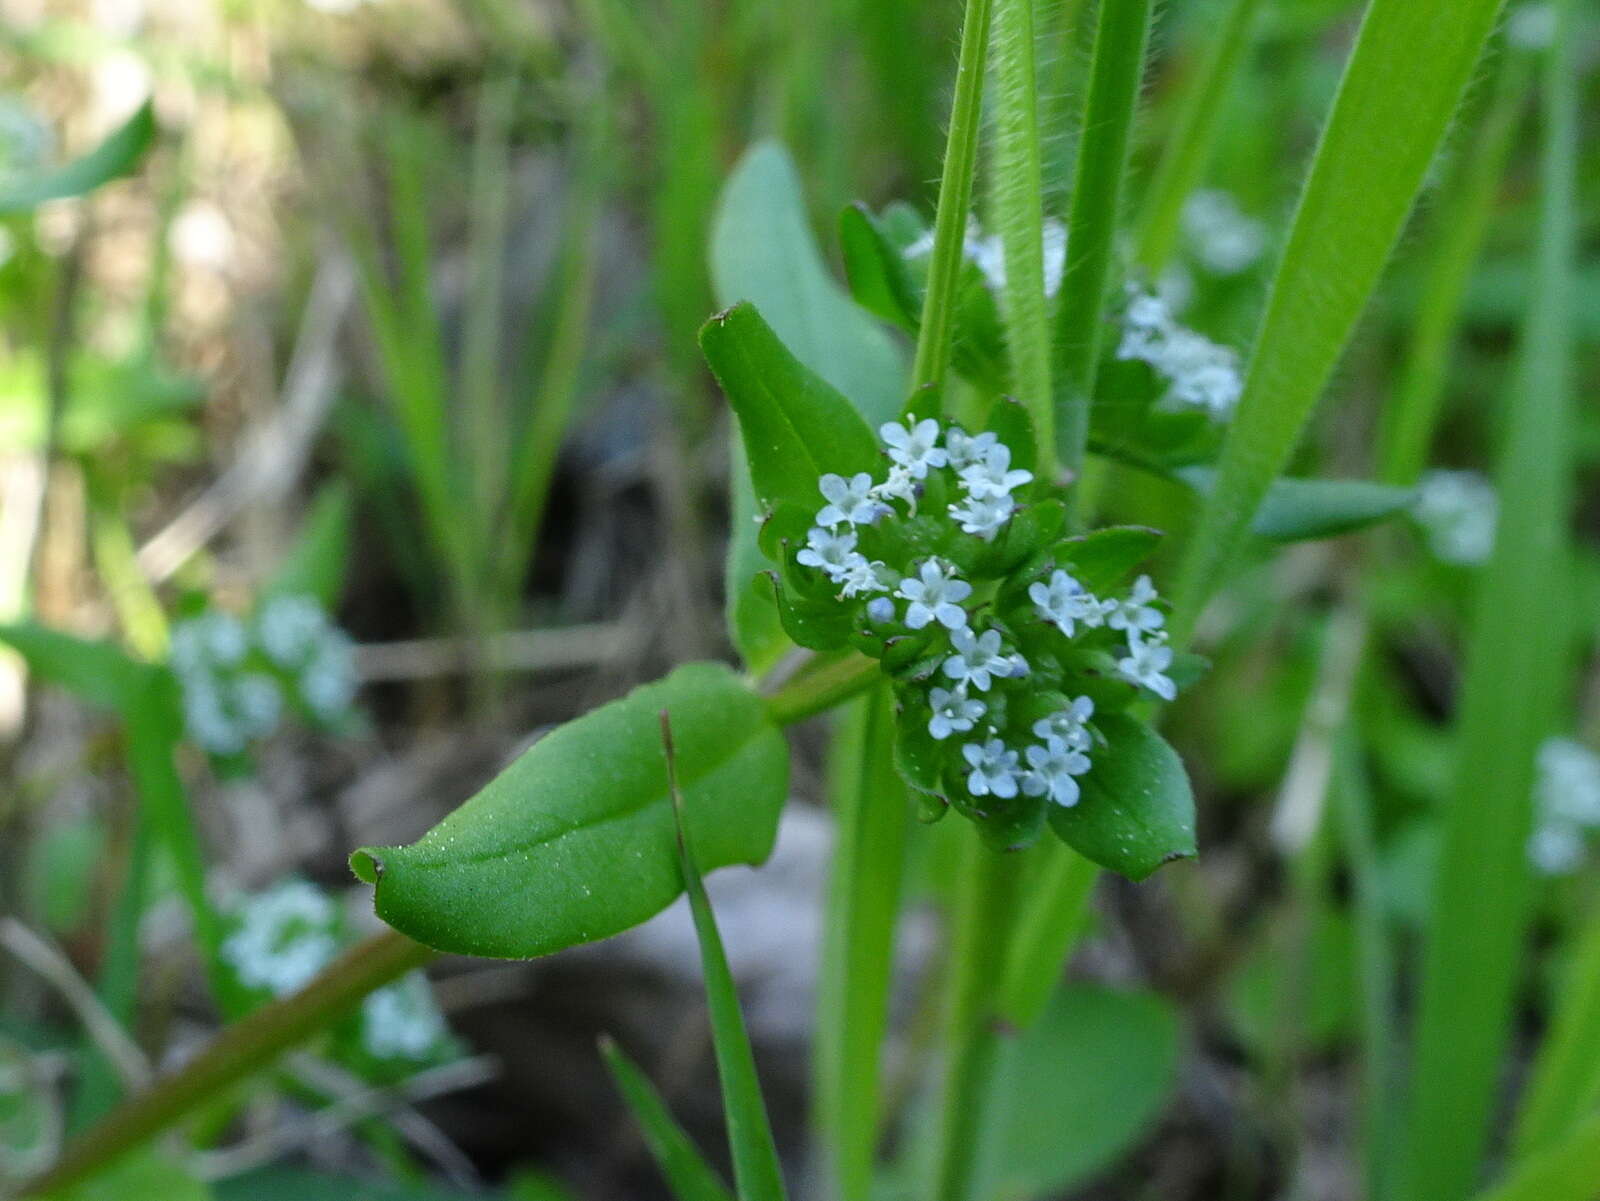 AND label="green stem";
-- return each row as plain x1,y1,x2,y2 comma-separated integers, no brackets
989,0,1054,472
996,841,1097,1029
932,840,1020,1201
761,652,880,726
1052,0,1152,497
909,0,993,403
19,929,434,1199
1131,0,1265,277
